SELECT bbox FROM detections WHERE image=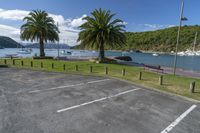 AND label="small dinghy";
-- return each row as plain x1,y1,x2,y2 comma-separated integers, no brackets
17,49,31,54
152,53,159,56
60,50,72,55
